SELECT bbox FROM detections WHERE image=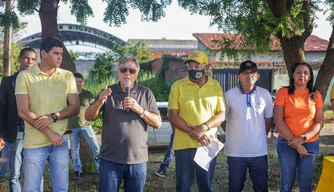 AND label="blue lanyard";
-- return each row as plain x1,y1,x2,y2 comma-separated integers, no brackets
239,85,256,108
